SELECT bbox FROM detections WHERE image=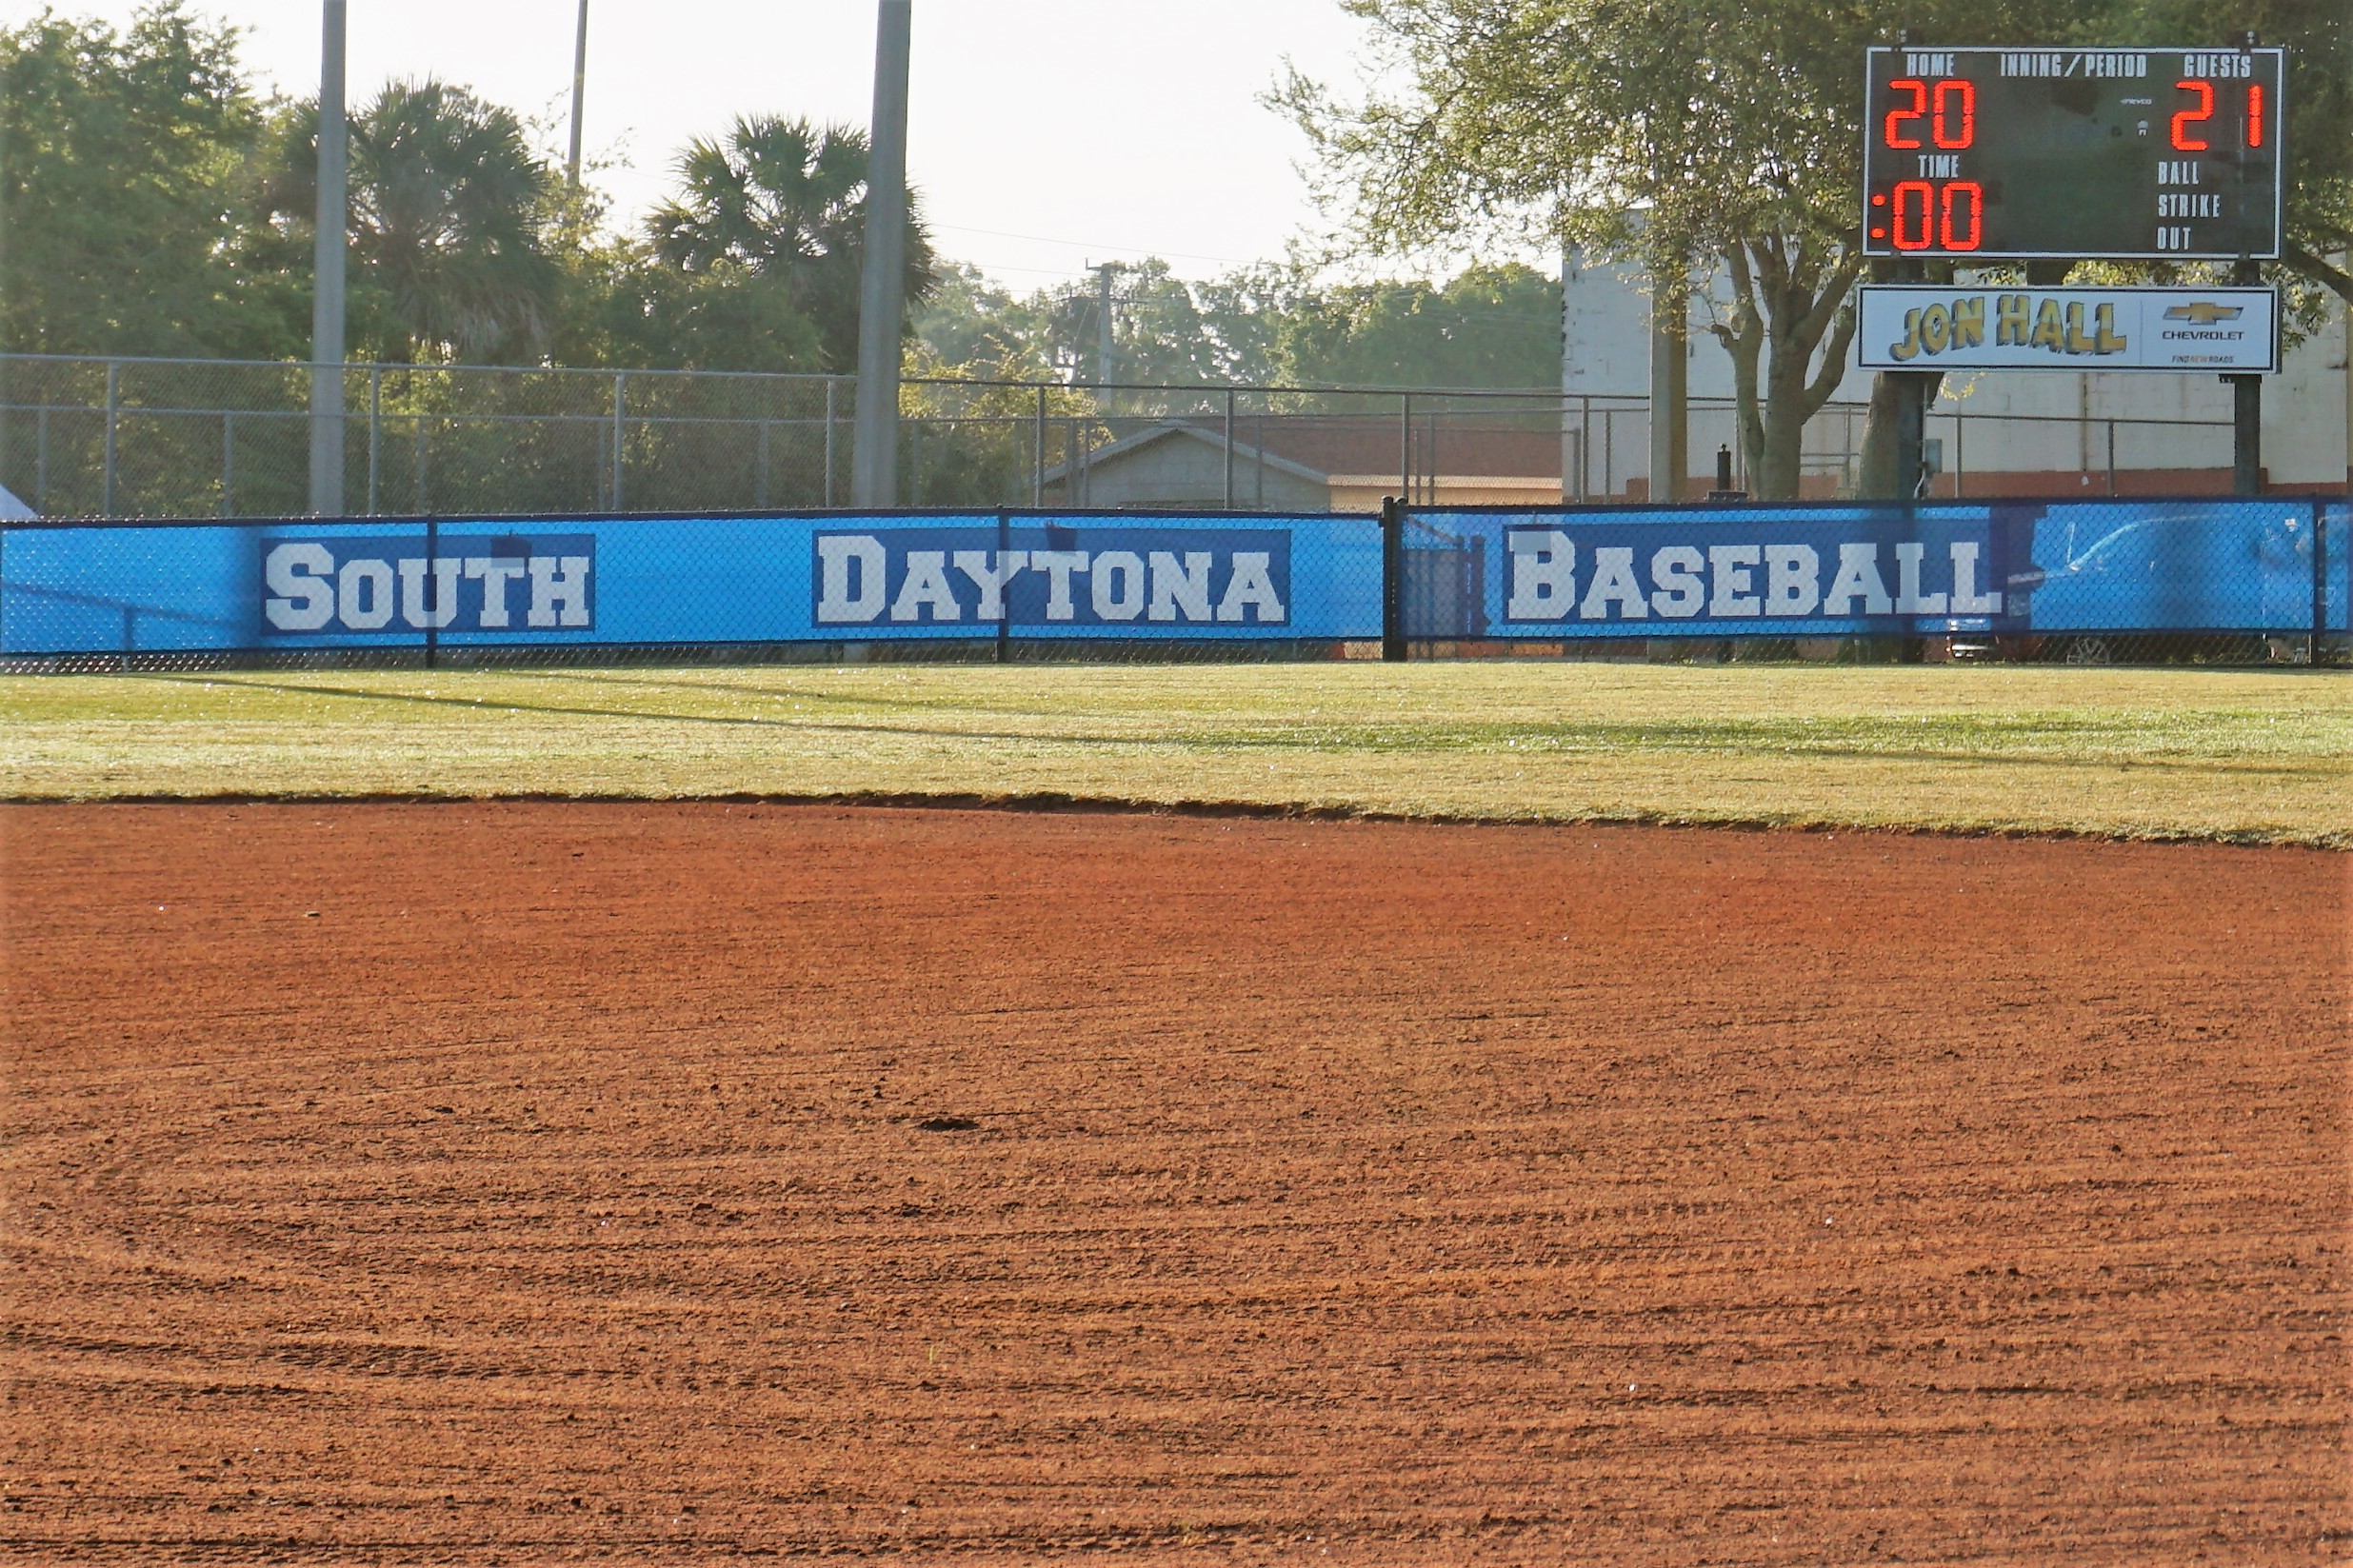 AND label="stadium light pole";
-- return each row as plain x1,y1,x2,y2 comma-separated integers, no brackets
567,0,589,188
851,0,912,508
308,0,349,517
